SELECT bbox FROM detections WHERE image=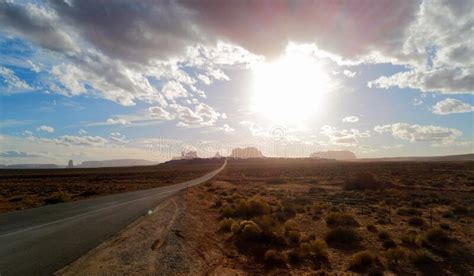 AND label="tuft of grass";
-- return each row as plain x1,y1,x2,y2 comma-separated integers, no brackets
367,224,378,233
219,218,235,232
424,227,449,244
386,247,407,265
311,238,328,258
264,249,287,267
326,212,360,228
344,172,385,191
349,250,377,272
408,216,426,227
325,227,360,247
